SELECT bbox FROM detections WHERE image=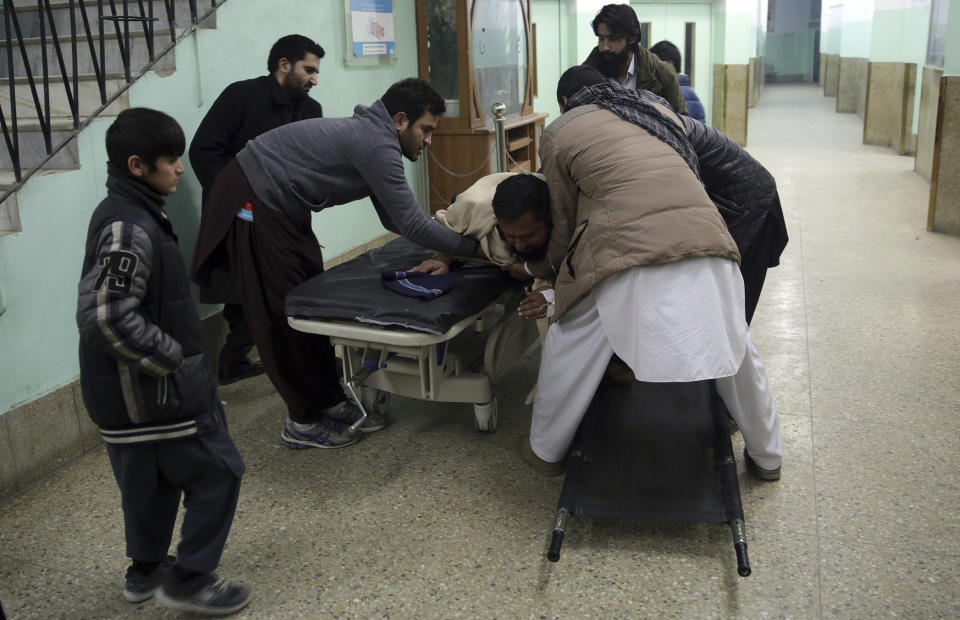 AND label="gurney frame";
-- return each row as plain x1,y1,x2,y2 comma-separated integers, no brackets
288,289,536,431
